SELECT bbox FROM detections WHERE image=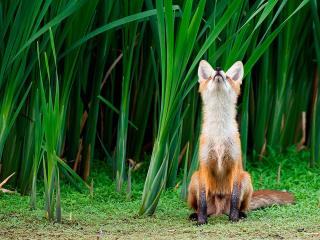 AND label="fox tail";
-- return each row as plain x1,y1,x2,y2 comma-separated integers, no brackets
249,190,294,210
